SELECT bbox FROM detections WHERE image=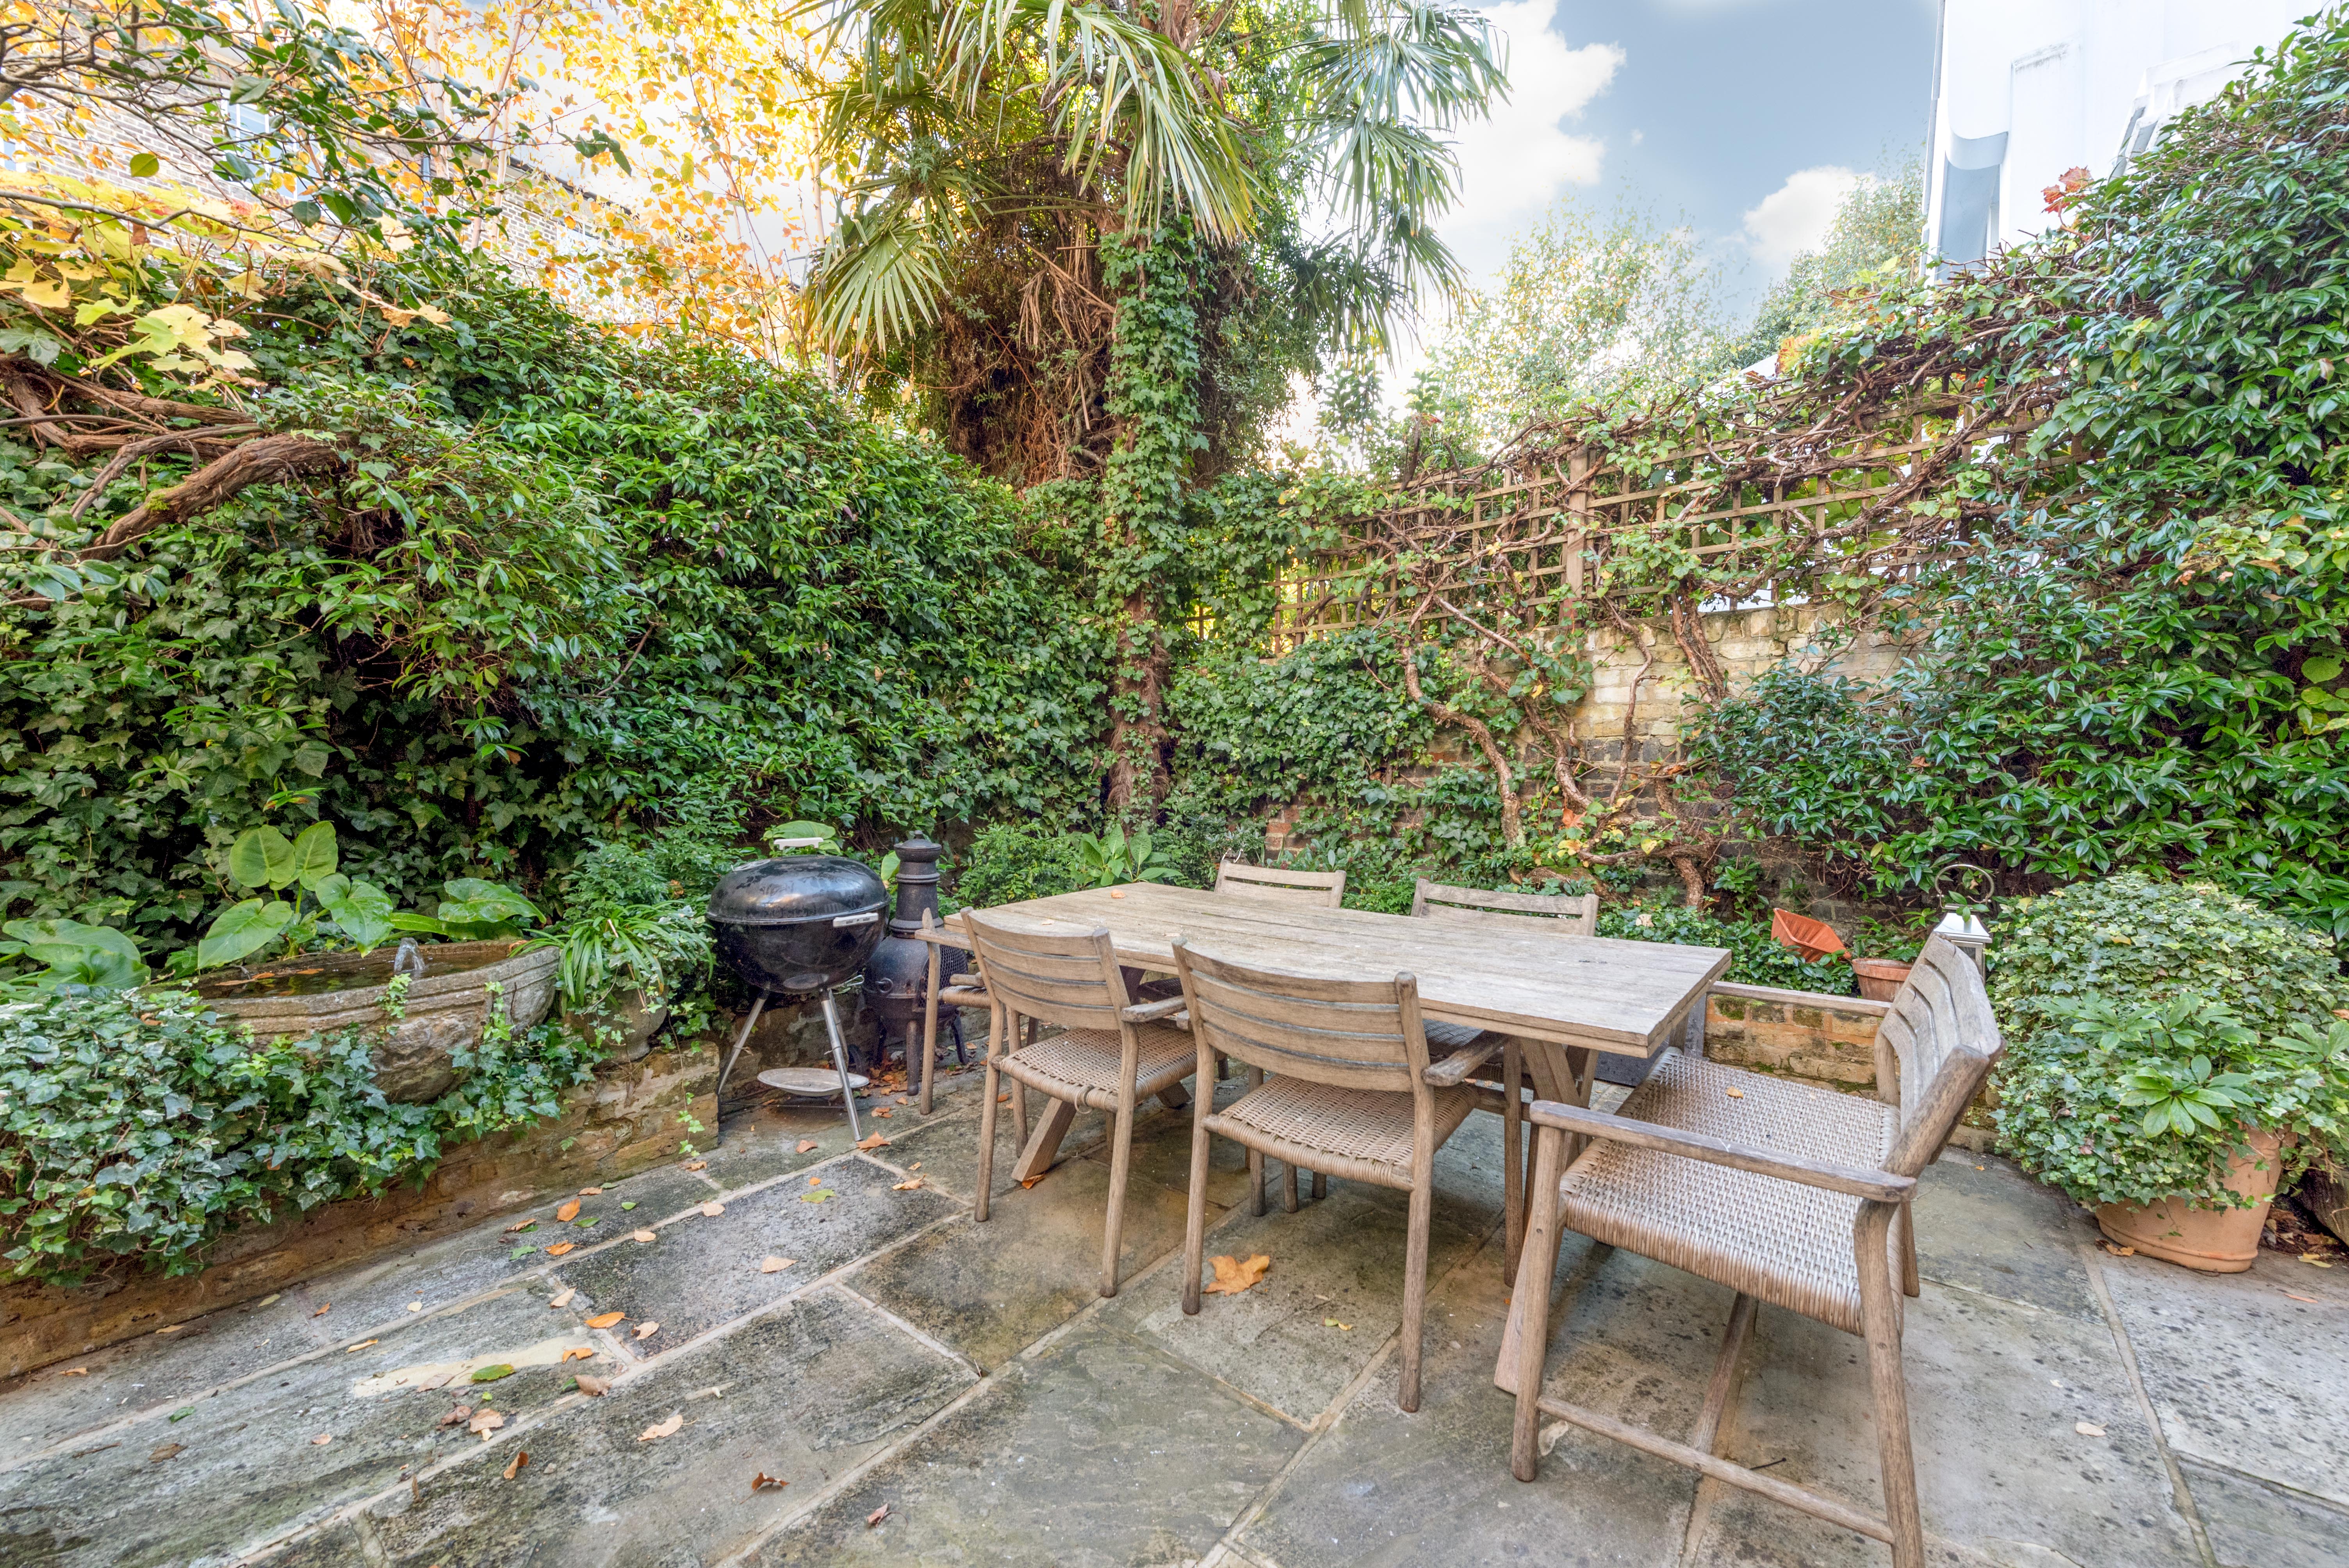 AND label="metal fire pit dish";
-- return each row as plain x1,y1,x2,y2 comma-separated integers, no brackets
756,1066,871,1097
